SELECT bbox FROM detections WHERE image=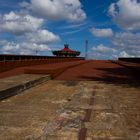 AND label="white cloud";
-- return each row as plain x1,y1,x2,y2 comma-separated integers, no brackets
89,27,140,58
109,0,140,30
0,10,61,55
92,44,116,53
119,51,135,57
26,29,60,44
20,0,86,22
89,44,117,60
0,28,60,54
0,40,51,55
89,31,140,59
0,41,20,52
58,22,88,29
111,32,140,57
90,28,113,37
111,32,140,49
0,11,44,35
